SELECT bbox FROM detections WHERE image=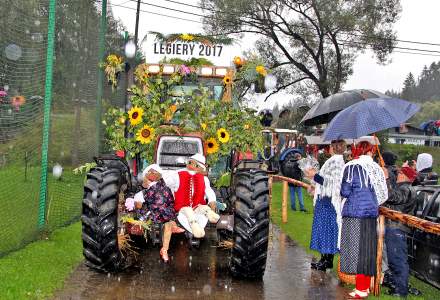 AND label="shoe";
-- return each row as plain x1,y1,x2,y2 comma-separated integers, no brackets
311,254,325,269
316,254,334,271
189,220,205,238
347,289,369,299
382,271,395,290
291,208,297,211
408,286,422,296
160,248,169,263
300,209,307,212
